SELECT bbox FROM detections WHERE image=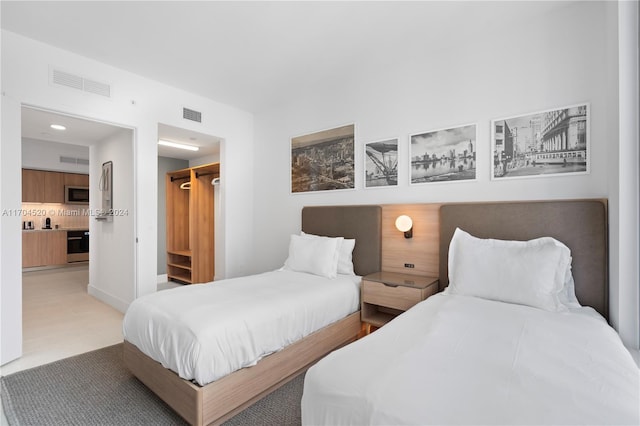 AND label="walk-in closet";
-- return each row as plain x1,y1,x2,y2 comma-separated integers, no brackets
166,162,220,284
